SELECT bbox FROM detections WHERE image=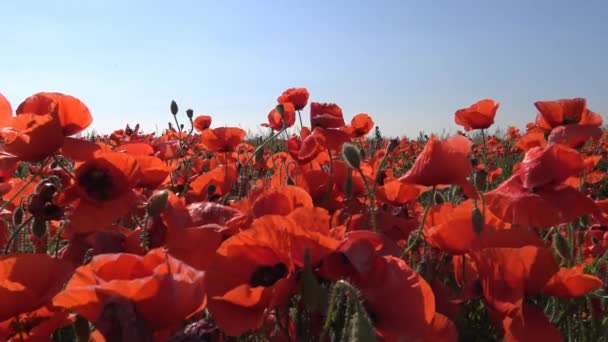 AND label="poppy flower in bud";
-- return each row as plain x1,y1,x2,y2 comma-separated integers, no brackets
534,98,602,130
0,253,74,323
344,113,375,138
454,99,499,131
60,151,141,233
277,87,309,111
193,115,212,132
399,135,478,199
310,102,345,129
205,215,338,336
201,127,247,153
262,102,296,131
